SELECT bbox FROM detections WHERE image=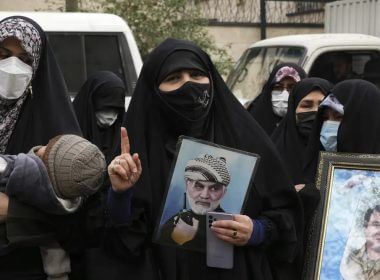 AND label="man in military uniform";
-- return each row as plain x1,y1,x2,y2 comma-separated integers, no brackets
158,154,231,252
340,205,380,280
